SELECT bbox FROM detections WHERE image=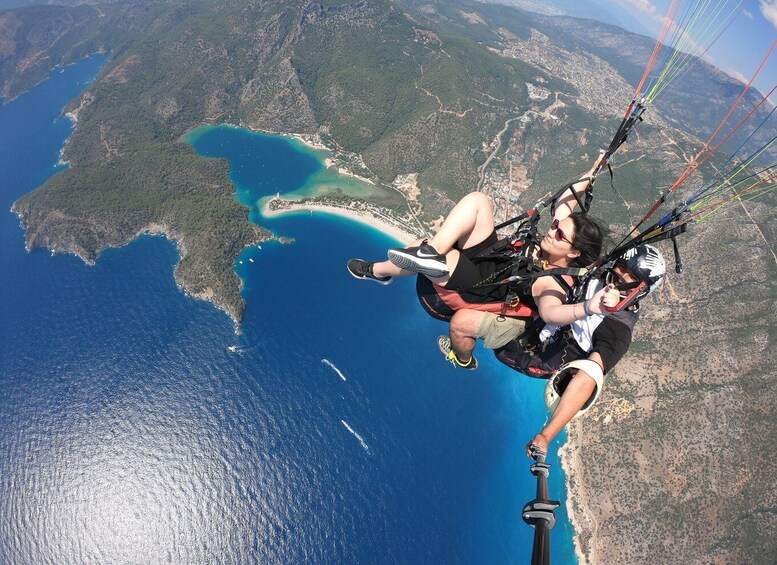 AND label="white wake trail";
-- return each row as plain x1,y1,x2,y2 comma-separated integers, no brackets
322,359,347,382
340,420,369,451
